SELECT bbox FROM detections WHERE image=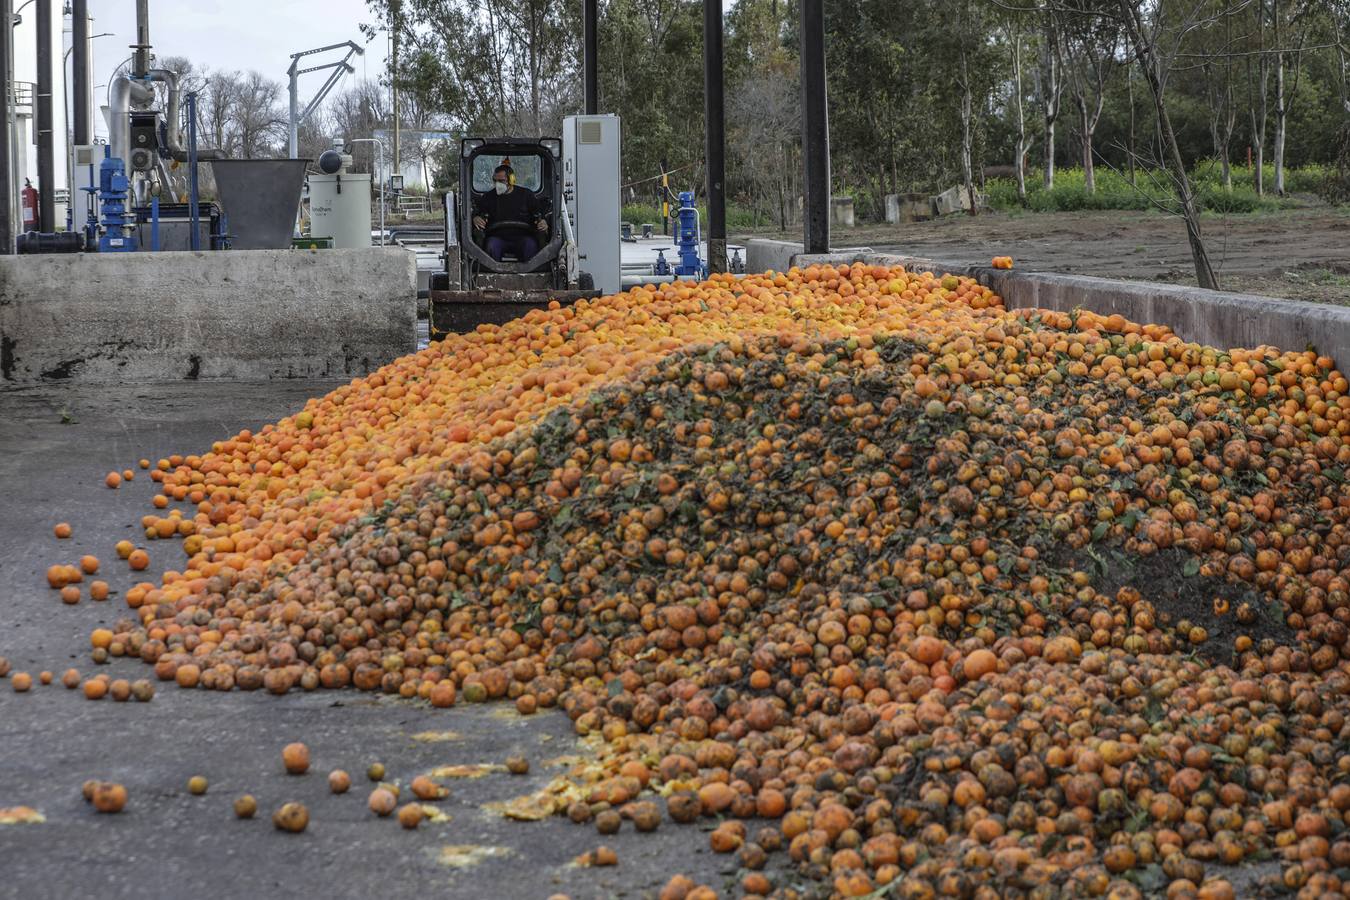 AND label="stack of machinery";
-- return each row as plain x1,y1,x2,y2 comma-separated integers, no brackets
20,0,306,254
